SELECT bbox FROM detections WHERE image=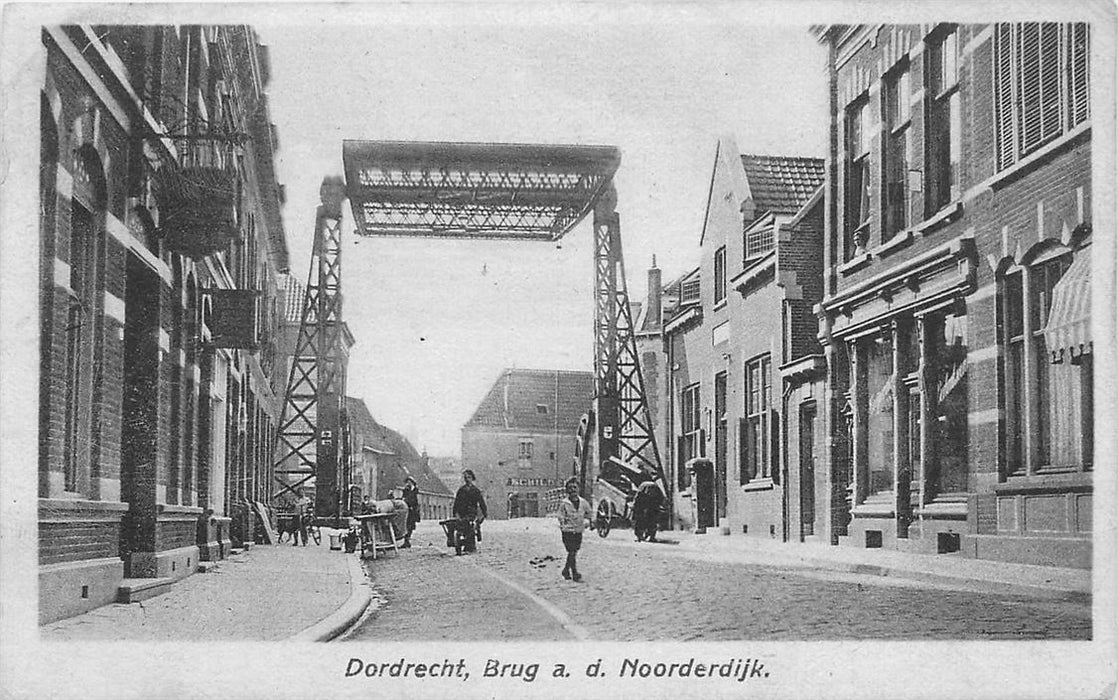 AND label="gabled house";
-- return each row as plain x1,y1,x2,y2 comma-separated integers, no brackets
664,136,825,539
461,369,594,519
